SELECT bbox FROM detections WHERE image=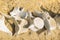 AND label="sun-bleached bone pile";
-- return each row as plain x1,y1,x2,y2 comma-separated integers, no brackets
0,7,60,36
